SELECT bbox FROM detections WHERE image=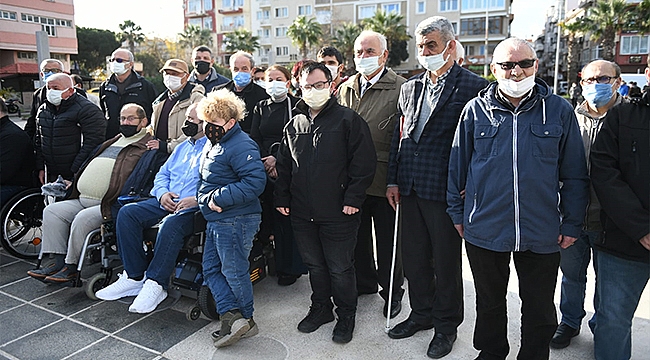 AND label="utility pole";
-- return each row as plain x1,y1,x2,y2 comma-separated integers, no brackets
553,0,565,95
484,0,489,77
